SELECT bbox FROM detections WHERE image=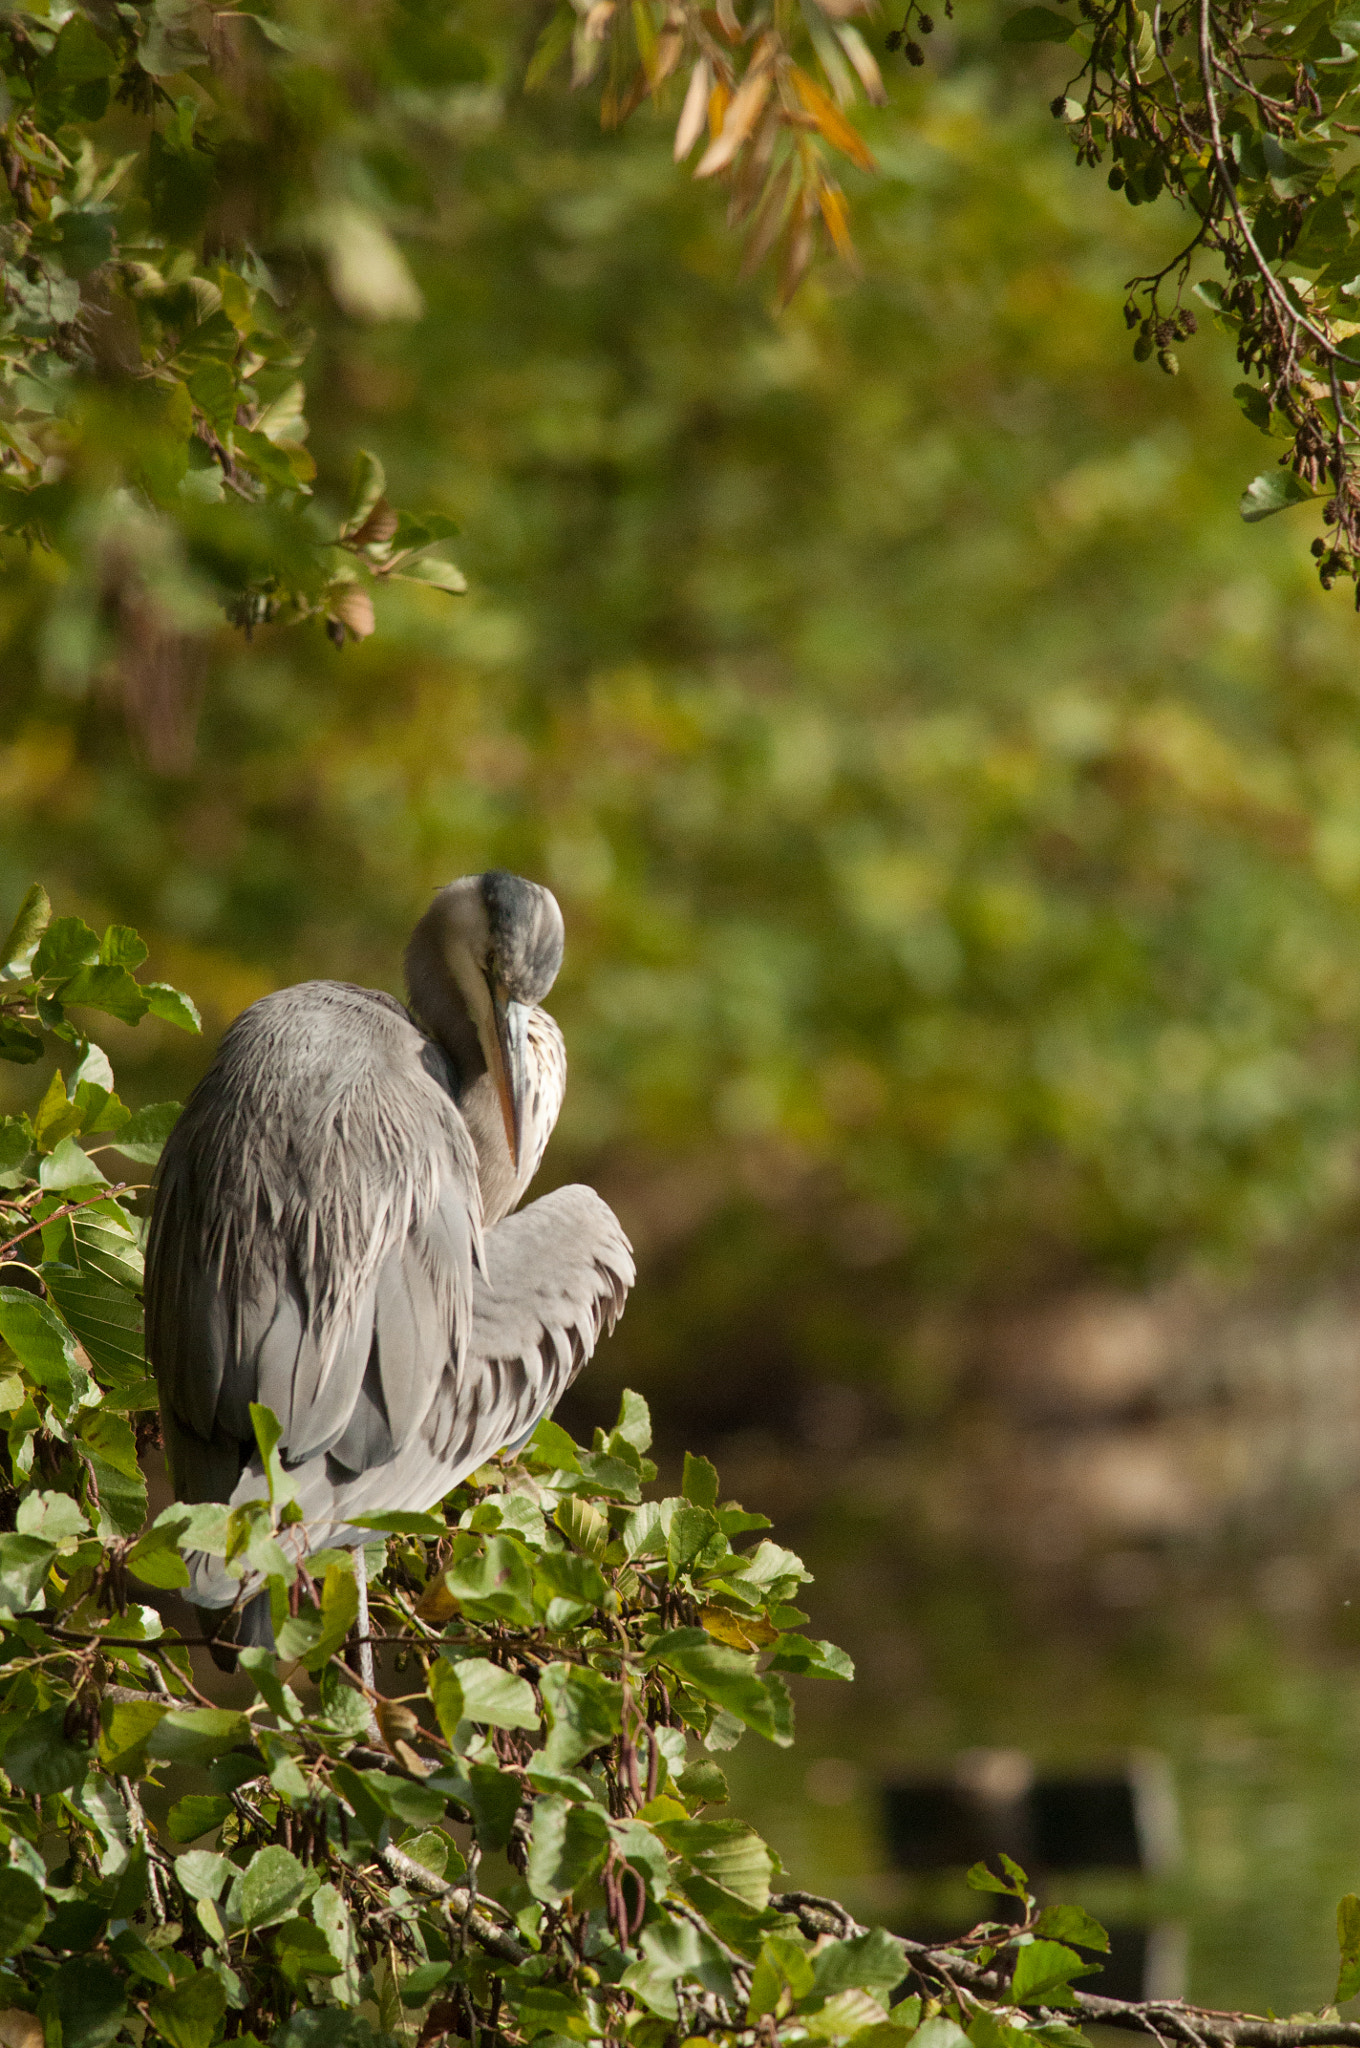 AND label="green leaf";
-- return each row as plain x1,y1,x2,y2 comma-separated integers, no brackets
555,1494,609,1556
57,964,150,1025
39,1136,109,1189
811,1928,910,2002
344,449,386,534
1338,1892,1360,2003
767,1635,855,1680
668,1502,721,1576
393,553,467,593
111,1101,182,1163
168,1794,231,1843
99,925,149,970
38,1958,126,2048
445,1532,536,1621
52,1272,145,1385
439,1654,540,1729
0,1021,44,1064
526,1792,611,1903
676,1759,729,1804
1000,6,1077,37
33,916,99,980
272,1917,344,1988
33,1068,80,1152
144,983,202,1032
912,2021,970,2048
0,885,51,971
1036,1904,1110,1952
240,1845,318,1930
1010,1939,1097,2008
658,1815,774,1905
682,1451,720,1510
0,1867,47,1957
0,1287,83,1407
0,1113,32,1184
535,1547,607,1612
100,1698,168,1772
0,1532,55,1613
305,1558,361,1672
612,1387,652,1452
16,1489,87,1543
251,1400,298,1509
539,1659,624,1769
145,1707,253,1767
5,1704,88,1792
967,1854,1030,1896
748,1934,816,2019
646,1627,794,1746
349,1508,447,1535
148,1970,227,2048
526,1415,582,1471
1240,467,1318,520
